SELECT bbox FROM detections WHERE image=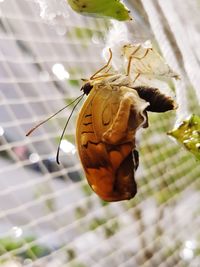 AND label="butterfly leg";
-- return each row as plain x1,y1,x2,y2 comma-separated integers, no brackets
126,46,151,77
